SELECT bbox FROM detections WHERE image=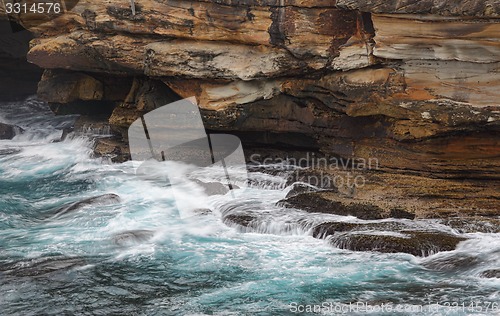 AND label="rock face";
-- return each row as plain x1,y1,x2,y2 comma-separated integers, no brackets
6,0,499,229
